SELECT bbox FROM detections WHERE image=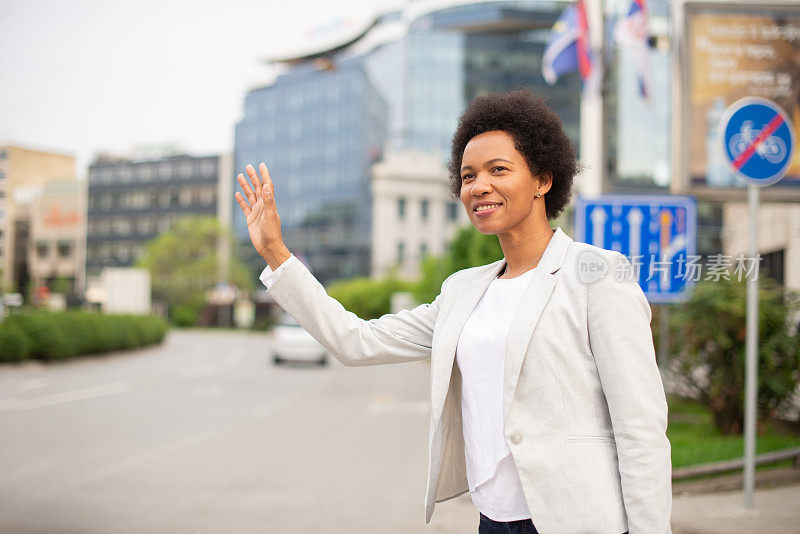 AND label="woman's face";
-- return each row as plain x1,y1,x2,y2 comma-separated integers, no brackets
459,130,549,236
